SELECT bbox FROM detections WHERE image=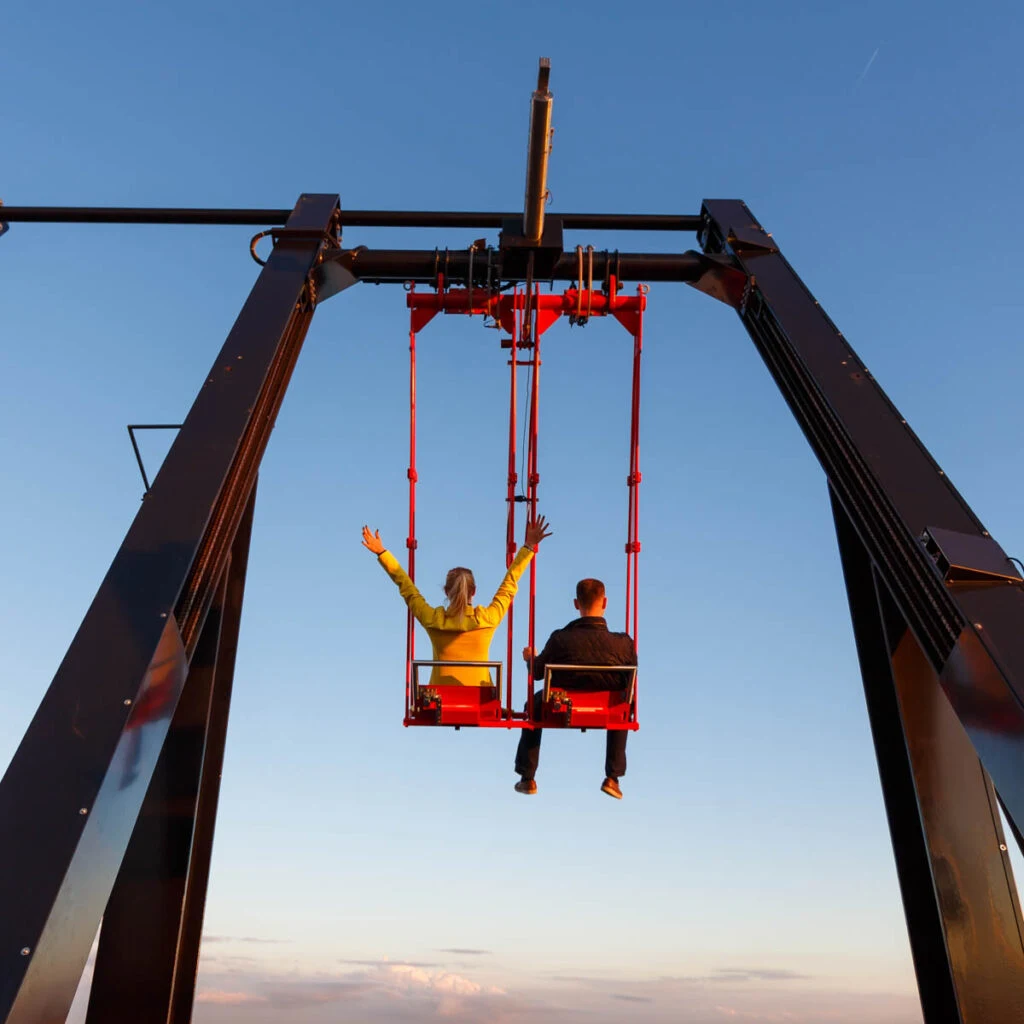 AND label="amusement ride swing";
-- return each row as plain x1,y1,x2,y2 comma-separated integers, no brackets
401,267,646,730
2,56,1024,1024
